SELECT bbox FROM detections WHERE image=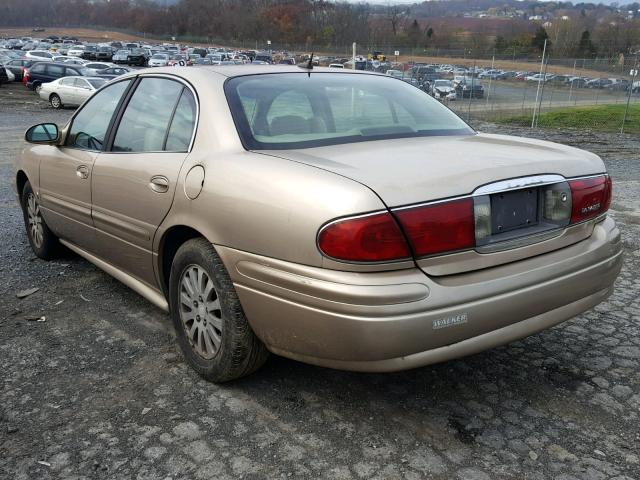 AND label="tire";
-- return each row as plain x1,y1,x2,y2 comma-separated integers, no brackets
33,82,41,93
21,181,59,260
49,93,62,109
169,238,269,382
